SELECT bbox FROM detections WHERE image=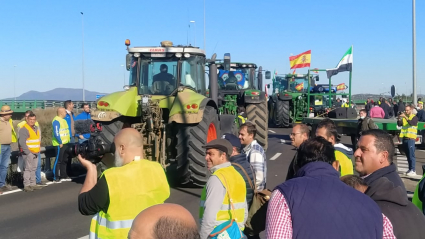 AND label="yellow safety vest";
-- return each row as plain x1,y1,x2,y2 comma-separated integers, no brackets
8,119,17,143
51,116,70,146
90,160,170,239
335,150,354,176
23,123,41,154
199,166,247,229
413,174,424,212
399,114,417,139
238,115,246,127
341,103,349,108
18,120,39,129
